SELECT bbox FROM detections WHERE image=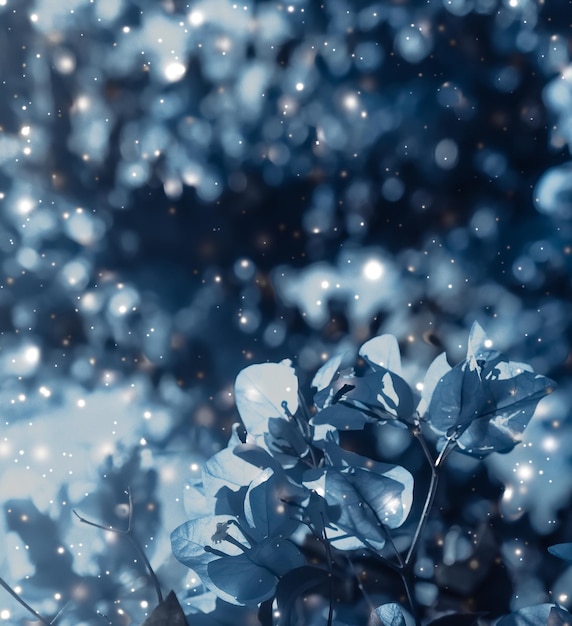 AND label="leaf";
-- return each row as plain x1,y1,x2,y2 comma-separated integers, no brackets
359,335,403,376
312,353,345,390
312,365,415,430
232,442,284,474
141,591,187,626
206,538,304,606
548,543,572,563
234,362,299,435
426,326,556,457
265,417,310,460
249,537,305,576
417,353,451,418
170,514,243,576
548,607,572,625
183,482,215,520
466,321,488,373
206,550,277,606
244,467,307,539
368,602,406,626
303,460,413,551
321,437,414,521
311,399,375,431
497,604,572,626
275,566,330,626
202,444,279,495
455,365,555,457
